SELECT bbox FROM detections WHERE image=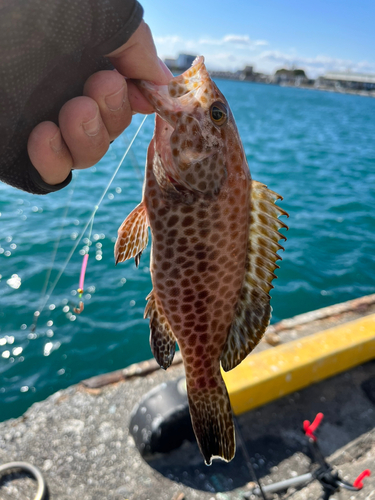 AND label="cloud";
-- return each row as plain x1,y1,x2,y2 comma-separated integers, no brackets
223,35,252,44
154,35,183,45
254,40,269,47
199,34,269,49
257,50,375,77
154,34,375,77
155,33,268,55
